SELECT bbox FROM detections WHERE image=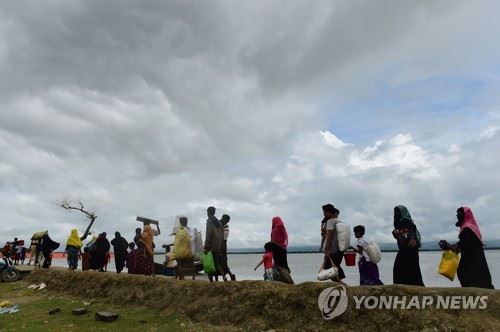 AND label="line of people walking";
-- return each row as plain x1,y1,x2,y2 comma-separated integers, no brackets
316,204,494,289
1,204,495,289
